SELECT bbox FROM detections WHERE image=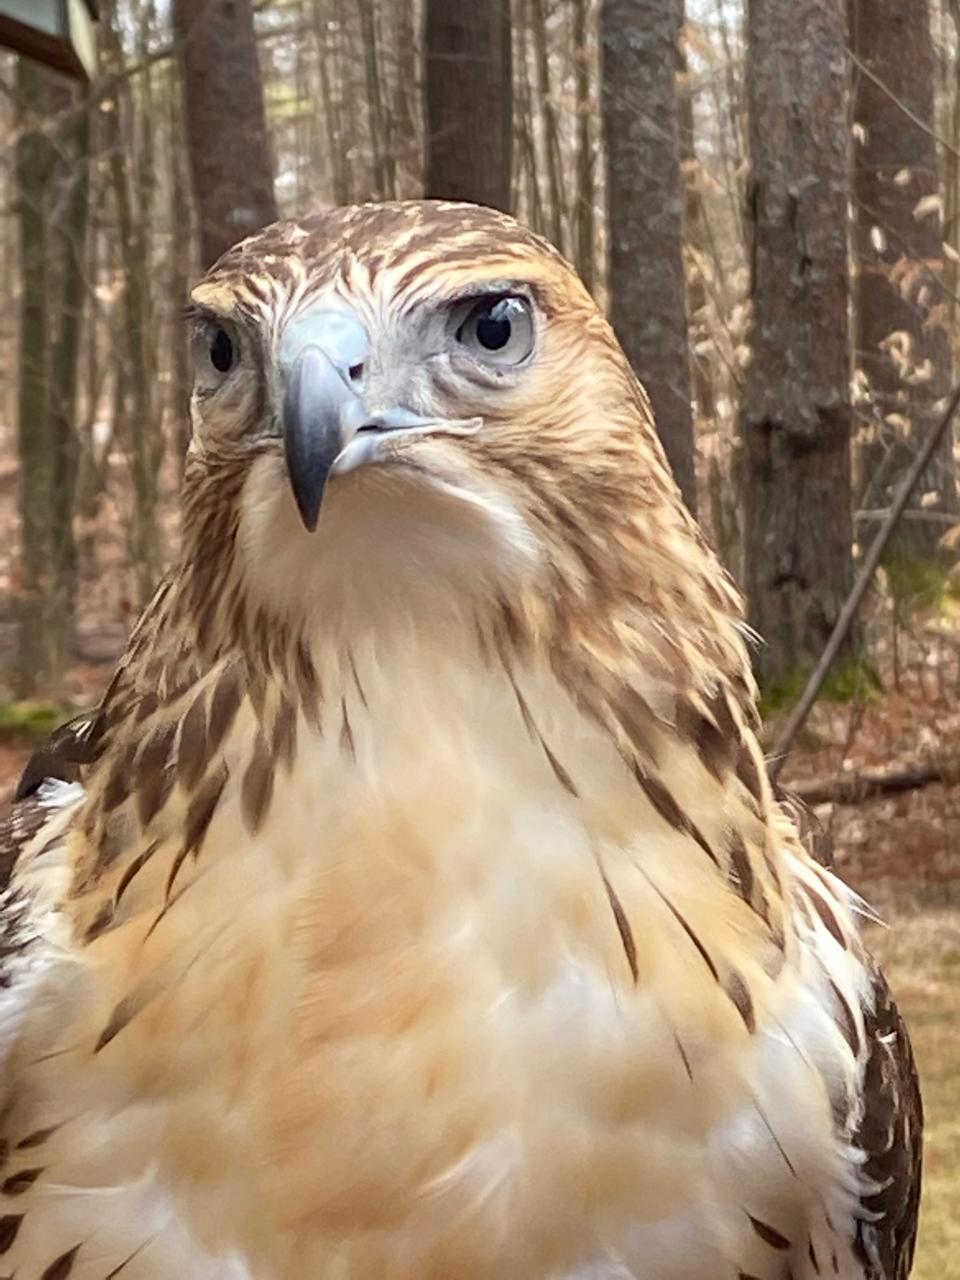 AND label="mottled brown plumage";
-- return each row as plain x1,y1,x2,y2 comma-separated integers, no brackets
0,201,919,1279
